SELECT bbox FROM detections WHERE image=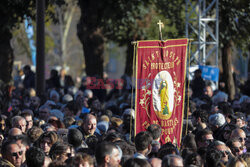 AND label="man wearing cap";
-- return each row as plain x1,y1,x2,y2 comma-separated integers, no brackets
233,112,247,131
